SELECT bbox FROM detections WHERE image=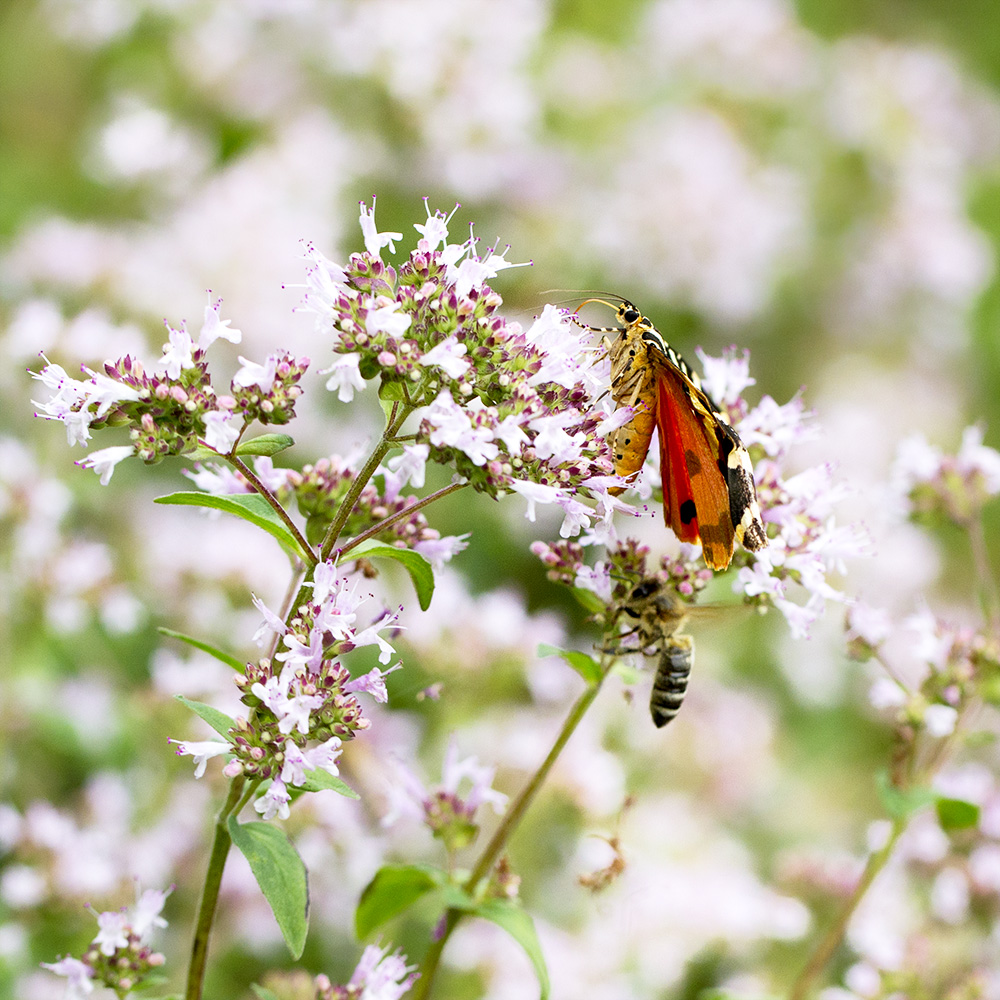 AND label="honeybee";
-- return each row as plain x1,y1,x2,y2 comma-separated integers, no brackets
603,577,695,729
